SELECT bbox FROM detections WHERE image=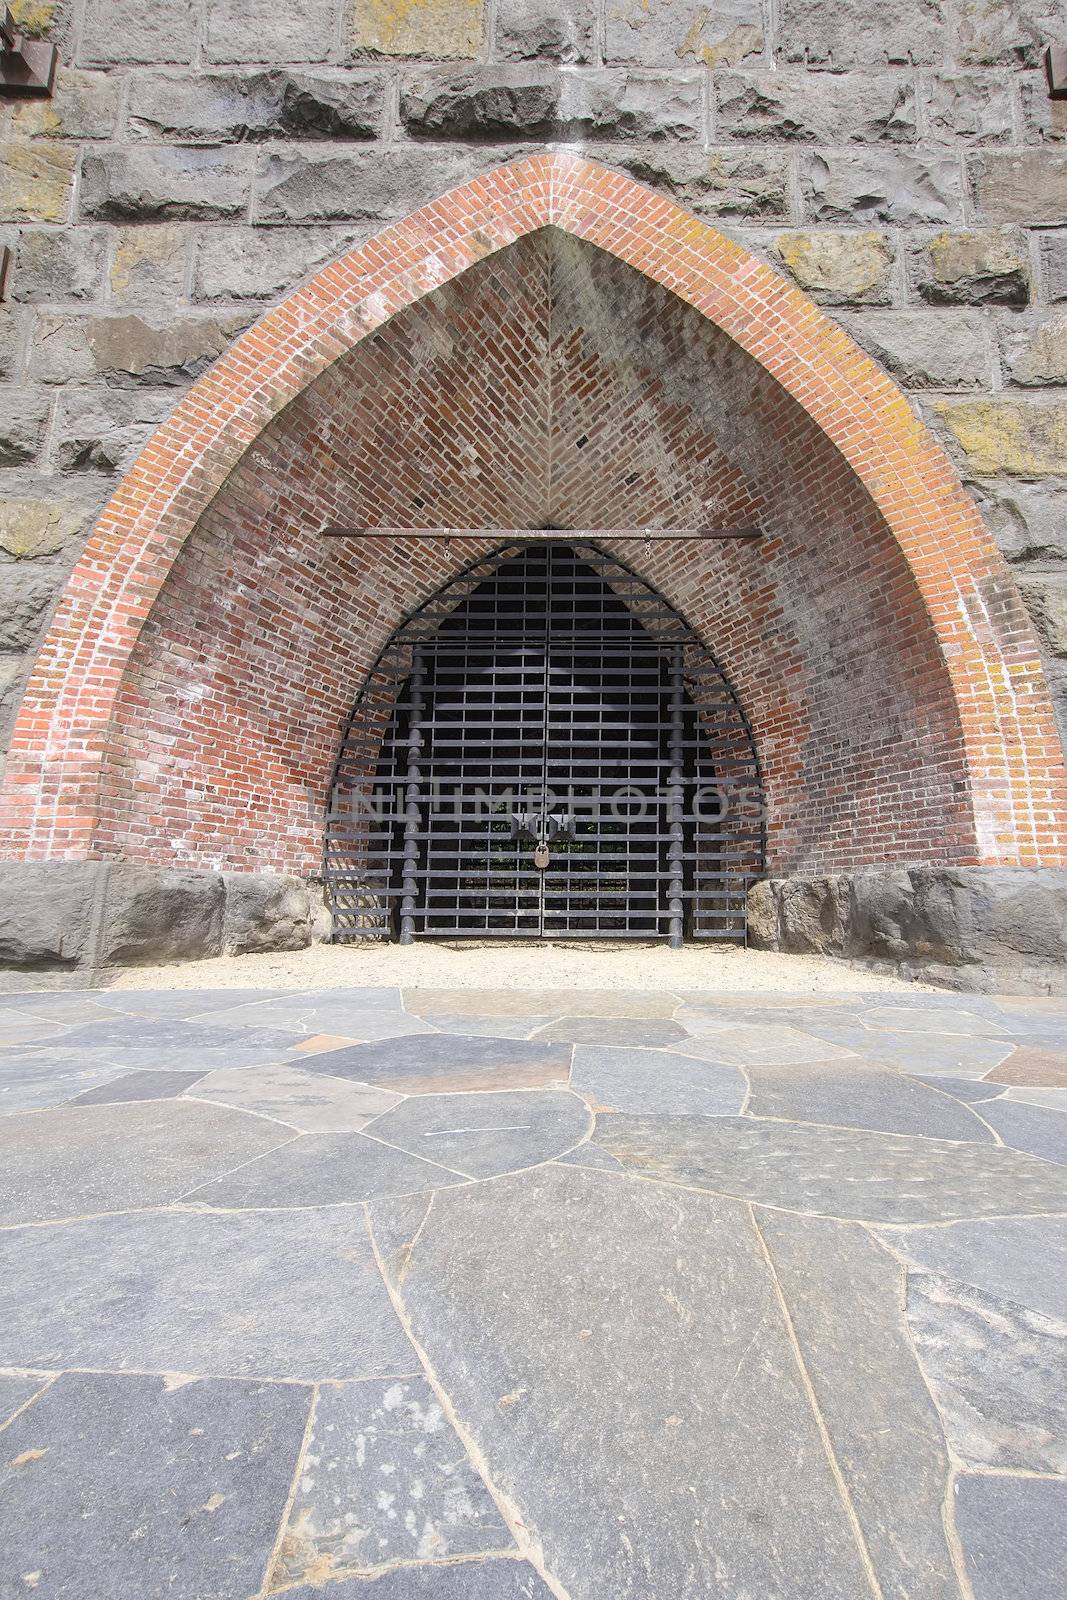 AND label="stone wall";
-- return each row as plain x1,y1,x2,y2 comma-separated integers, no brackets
1,0,1066,770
